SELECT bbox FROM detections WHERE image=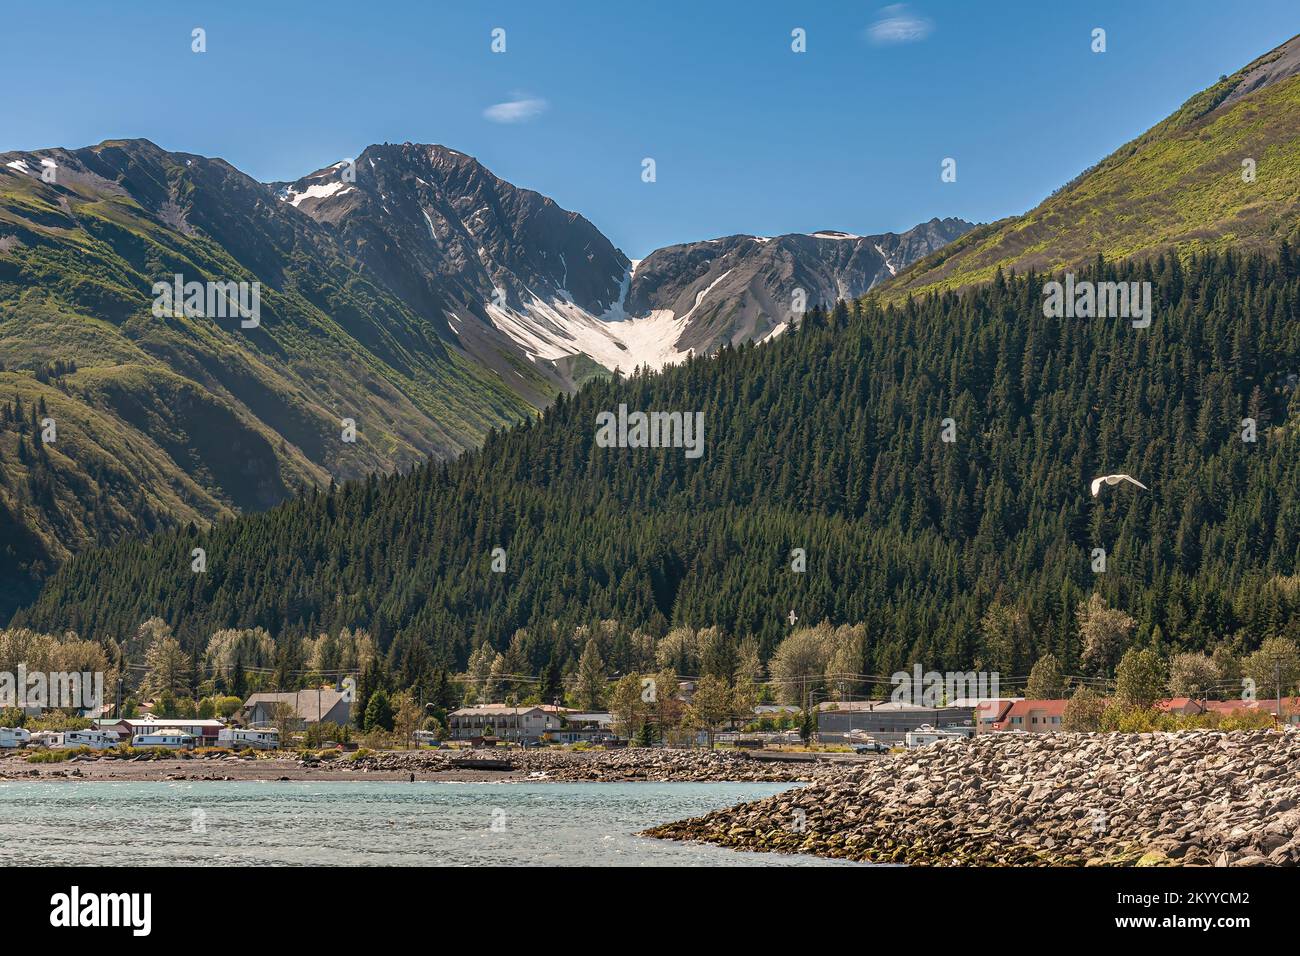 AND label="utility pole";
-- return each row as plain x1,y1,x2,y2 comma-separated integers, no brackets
1276,657,1283,729
114,641,126,720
